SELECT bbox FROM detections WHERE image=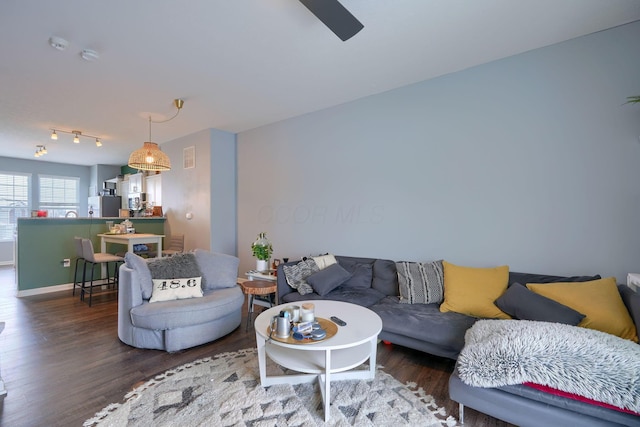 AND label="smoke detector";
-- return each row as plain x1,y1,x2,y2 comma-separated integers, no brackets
80,49,99,61
49,36,68,51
